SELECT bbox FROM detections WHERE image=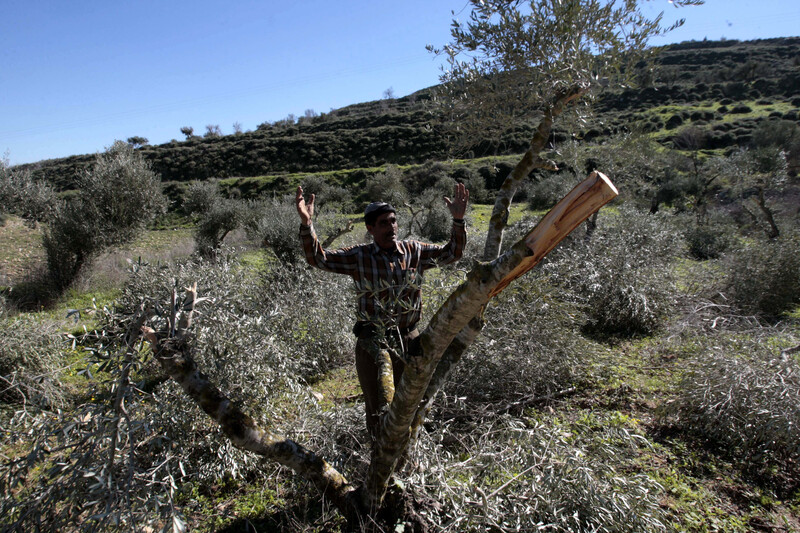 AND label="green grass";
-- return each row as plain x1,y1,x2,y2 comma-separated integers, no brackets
469,203,530,229
0,216,45,286
309,367,362,411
